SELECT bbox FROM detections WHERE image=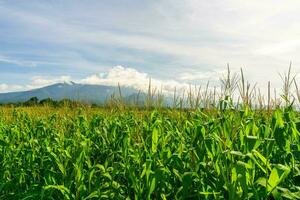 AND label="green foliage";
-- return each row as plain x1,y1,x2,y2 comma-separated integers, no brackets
0,106,299,199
